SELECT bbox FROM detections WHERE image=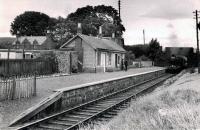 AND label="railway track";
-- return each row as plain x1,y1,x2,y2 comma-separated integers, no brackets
13,73,173,130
